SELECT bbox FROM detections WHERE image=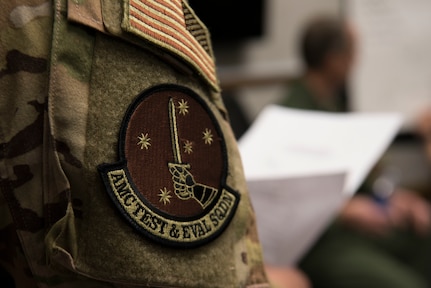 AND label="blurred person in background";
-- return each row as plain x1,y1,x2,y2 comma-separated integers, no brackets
280,15,431,288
